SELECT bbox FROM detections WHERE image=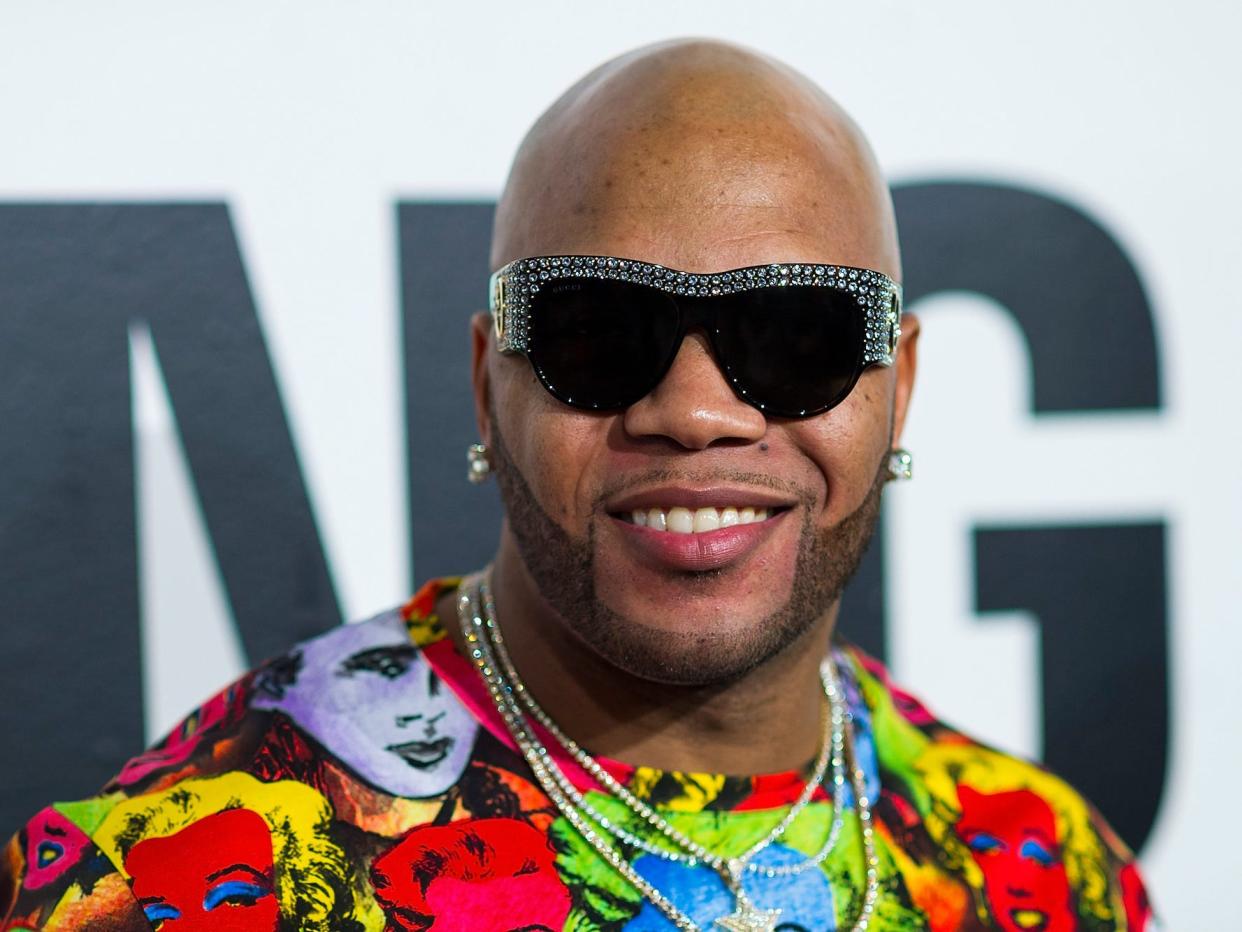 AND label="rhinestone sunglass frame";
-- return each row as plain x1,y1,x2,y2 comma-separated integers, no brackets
488,254,903,364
